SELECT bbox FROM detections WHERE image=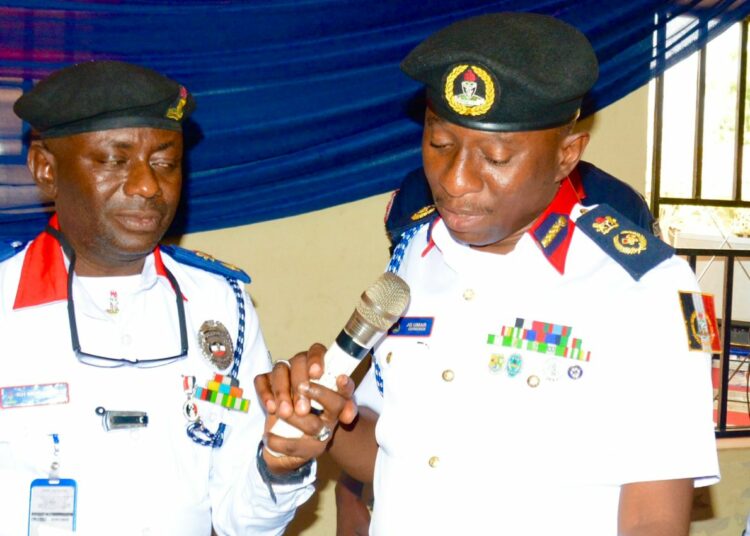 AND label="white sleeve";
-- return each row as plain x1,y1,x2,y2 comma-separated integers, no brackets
209,291,315,535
